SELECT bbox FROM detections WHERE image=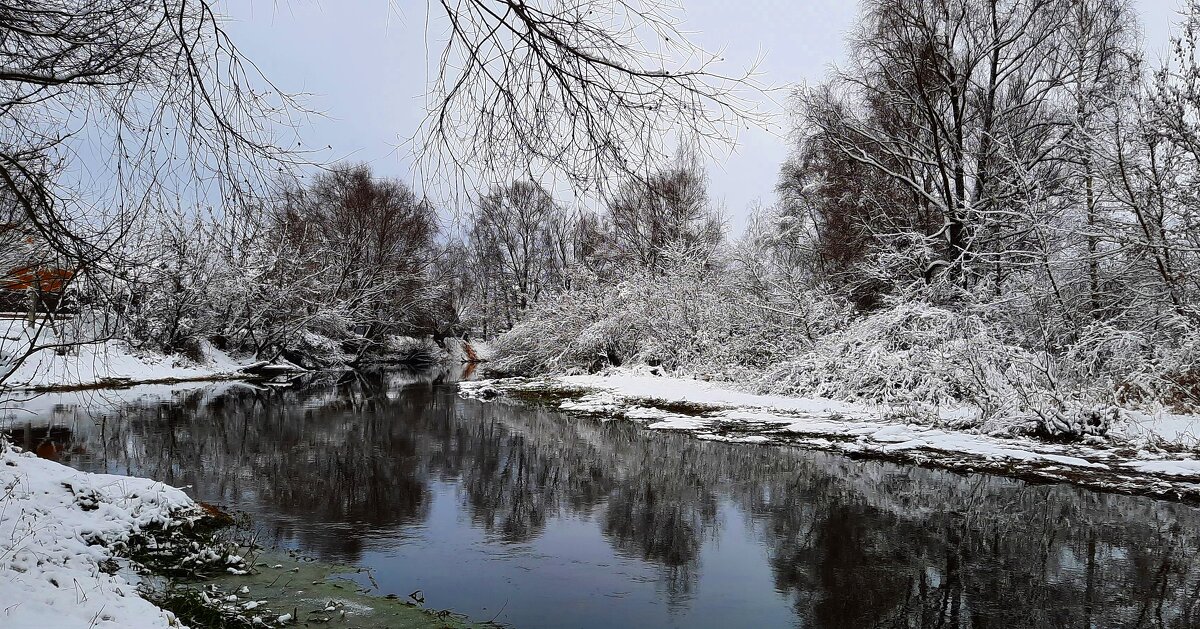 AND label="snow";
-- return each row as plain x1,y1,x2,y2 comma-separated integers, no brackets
462,367,1200,496
1109,410,1200,449
5,340,243,390
1123,459,1200,477
0,441,200,628
2,317,249,391
557,371,868,415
